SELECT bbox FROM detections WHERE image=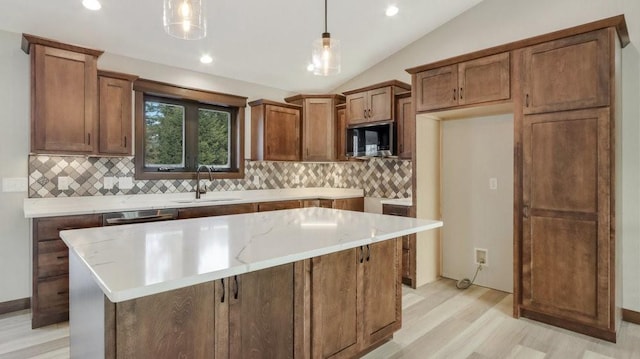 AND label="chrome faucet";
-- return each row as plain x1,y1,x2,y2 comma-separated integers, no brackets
195,165,213,199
